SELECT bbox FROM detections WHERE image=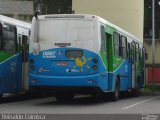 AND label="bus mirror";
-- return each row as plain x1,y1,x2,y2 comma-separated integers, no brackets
33,43,39,55
145,53,148,60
